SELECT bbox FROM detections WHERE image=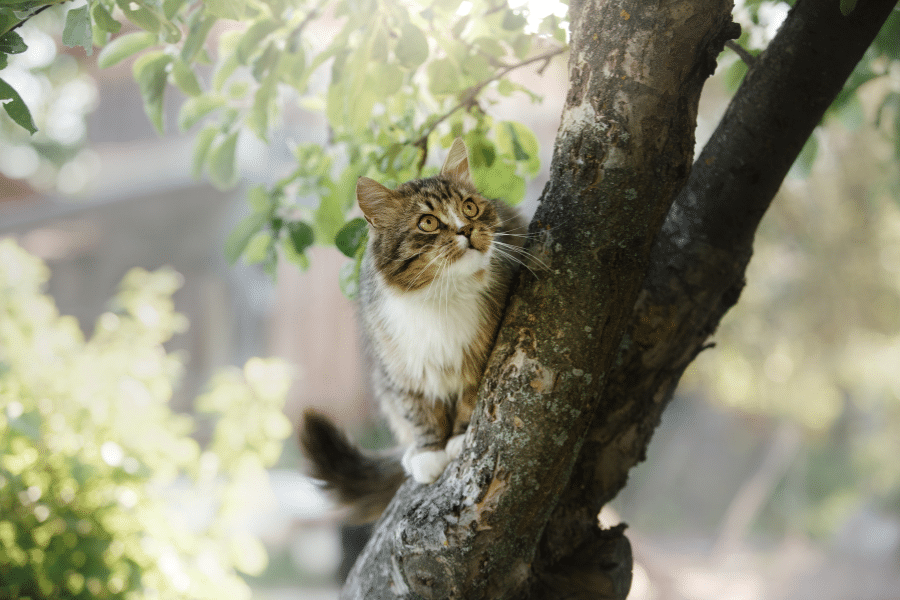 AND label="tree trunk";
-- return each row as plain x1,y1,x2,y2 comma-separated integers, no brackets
342,0,899,598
